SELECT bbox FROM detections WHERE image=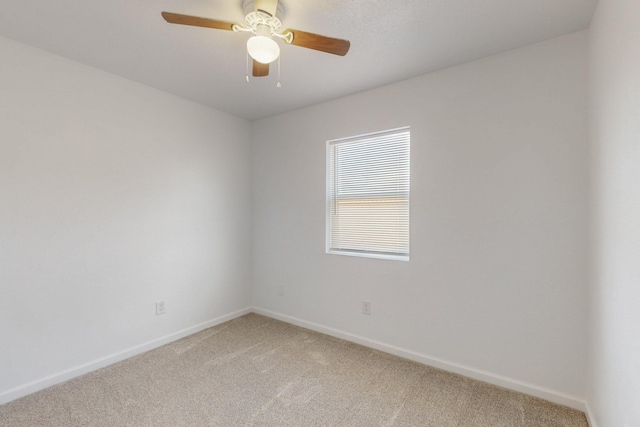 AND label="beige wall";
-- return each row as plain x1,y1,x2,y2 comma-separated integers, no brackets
587,0,640,425
0,36,253,402
252,32,589,407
